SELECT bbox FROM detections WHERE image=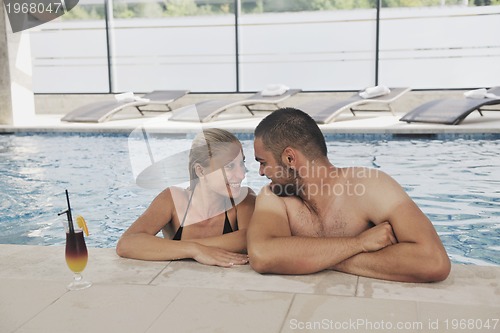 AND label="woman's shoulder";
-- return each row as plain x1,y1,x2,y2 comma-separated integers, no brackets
156,186,190,203
167,186,189,195
244,186,257,196
237,186,256,207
